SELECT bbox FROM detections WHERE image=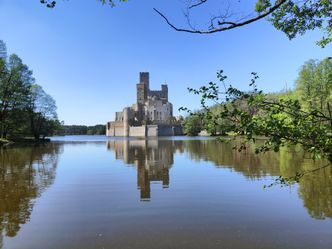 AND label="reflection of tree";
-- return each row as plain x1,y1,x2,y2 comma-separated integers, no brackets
184,139,282,179
0,144,62,241
298,162,332,220
184,139,315,179
107,140,183,200
185,139,332,220
108,138,332,219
